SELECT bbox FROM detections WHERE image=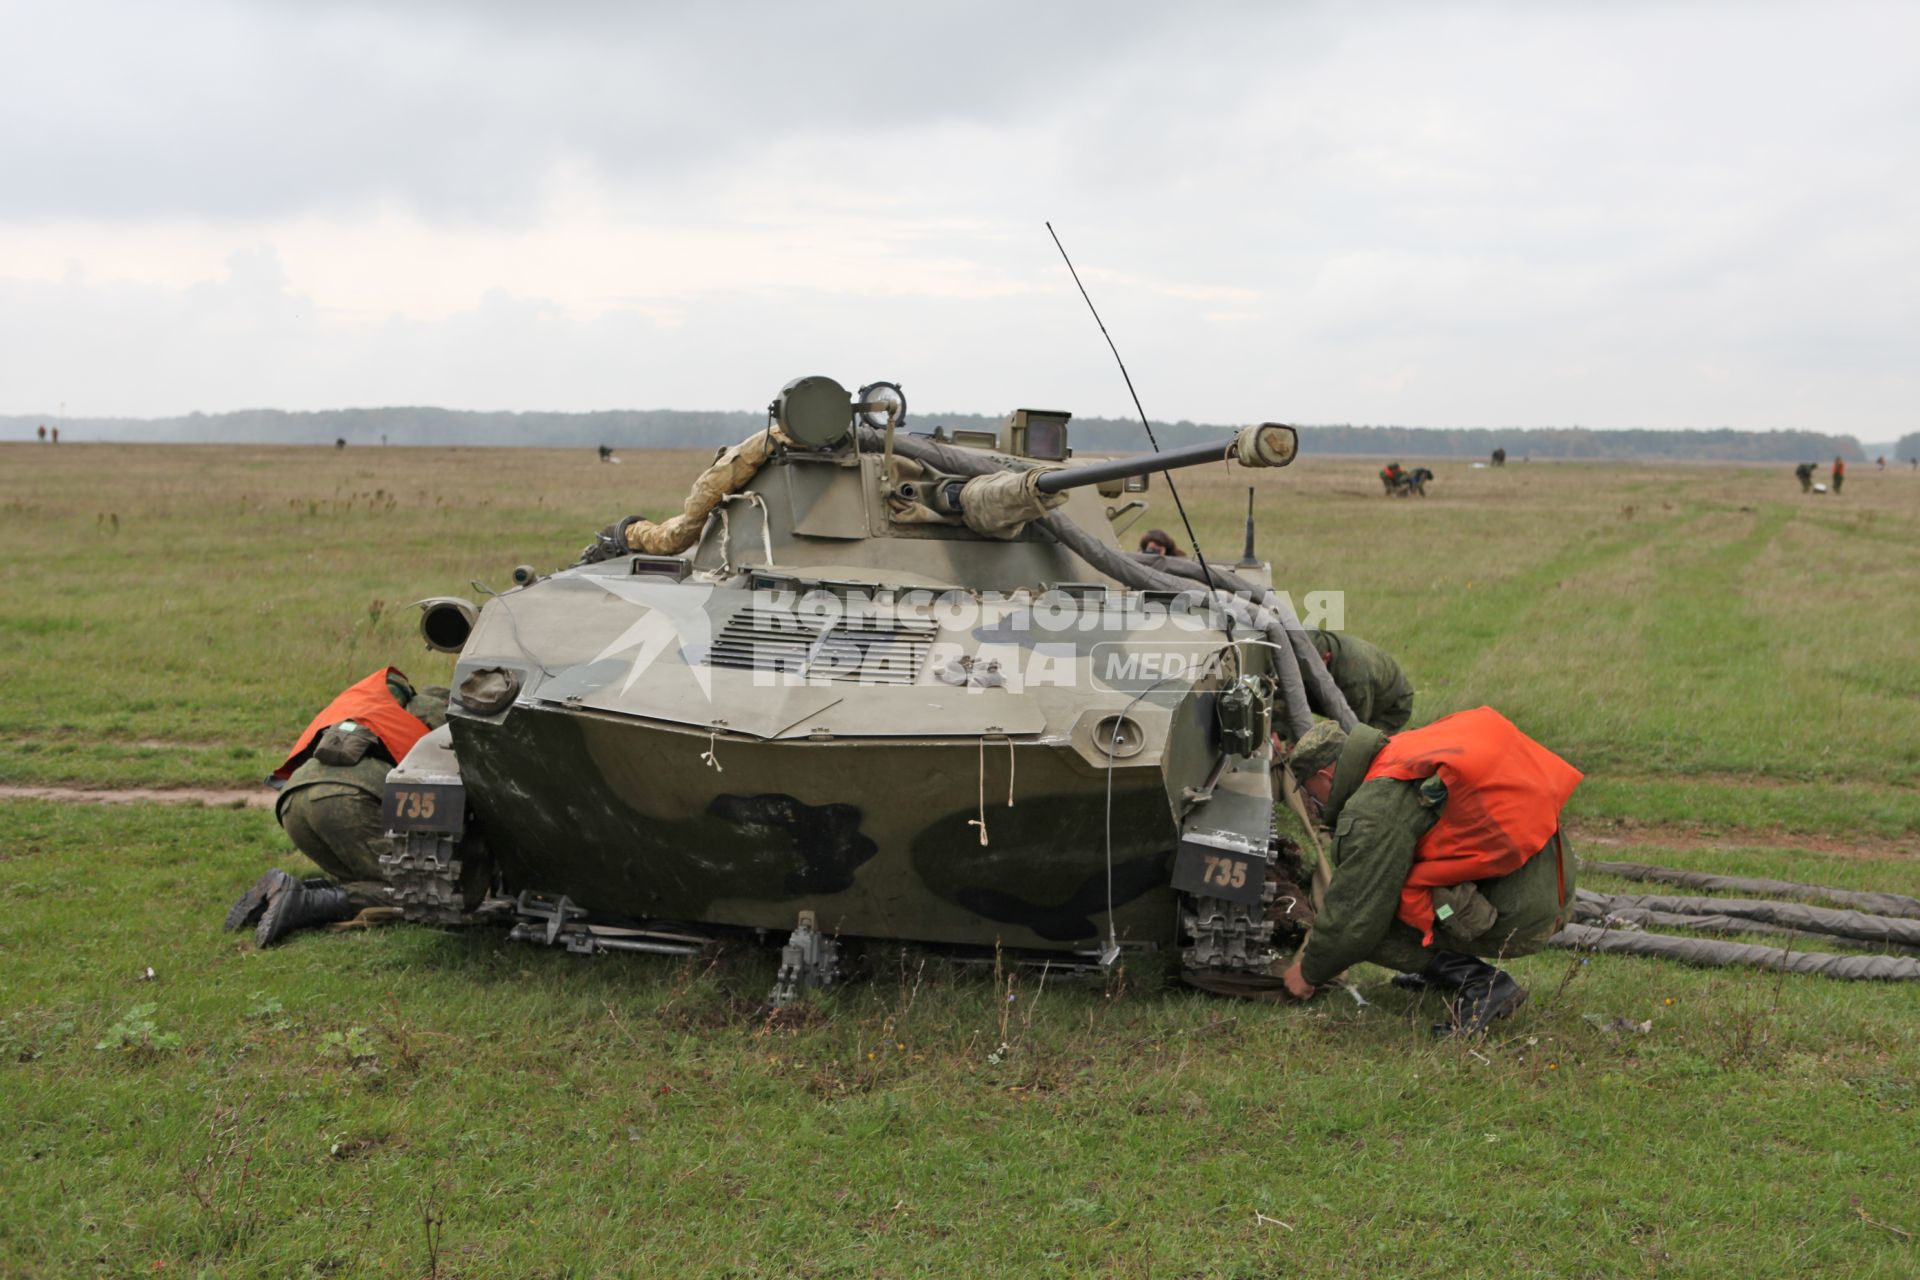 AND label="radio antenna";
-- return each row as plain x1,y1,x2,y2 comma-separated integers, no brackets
1045,222,1216,590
